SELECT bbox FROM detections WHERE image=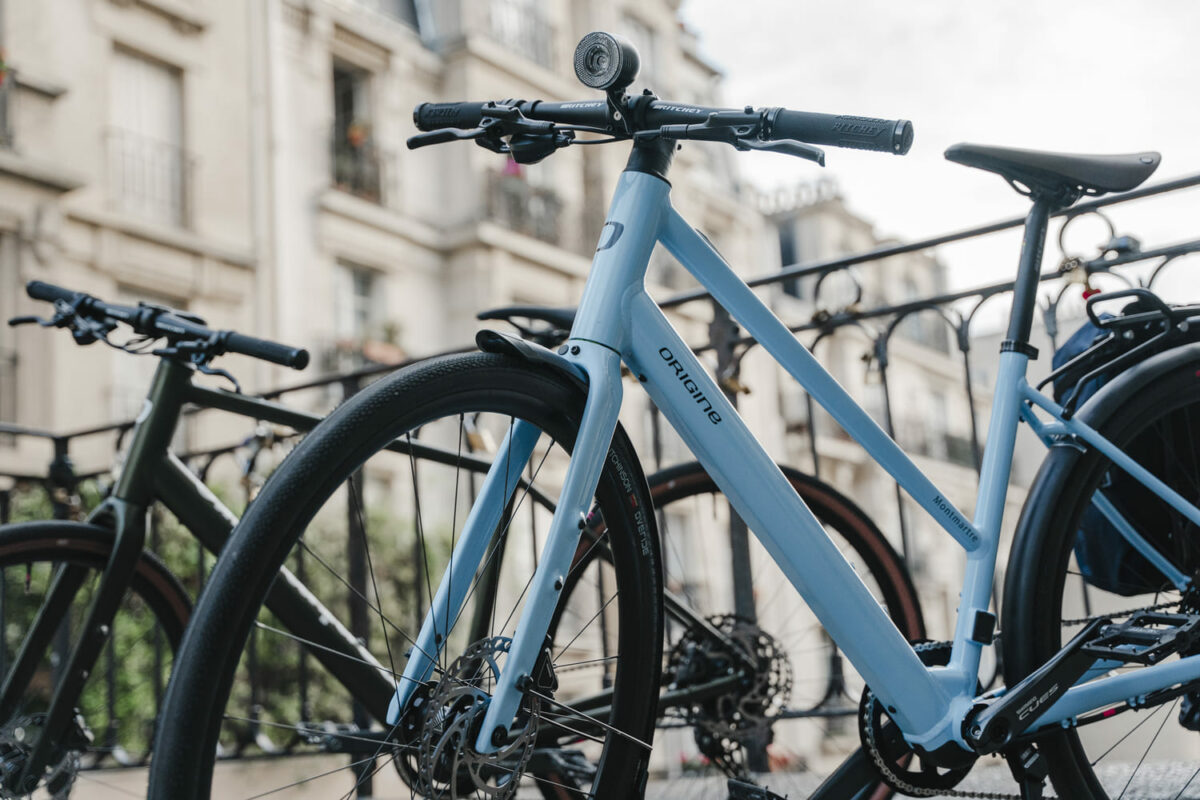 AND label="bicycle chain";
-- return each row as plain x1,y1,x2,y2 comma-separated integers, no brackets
859,642,1059,800
1060,598,1180,627
875,601,1186,799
